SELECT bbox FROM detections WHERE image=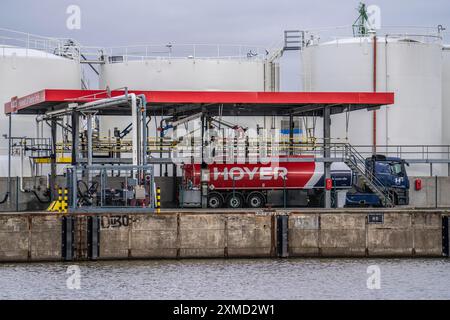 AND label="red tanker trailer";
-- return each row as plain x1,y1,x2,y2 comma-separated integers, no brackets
181,156,353,208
